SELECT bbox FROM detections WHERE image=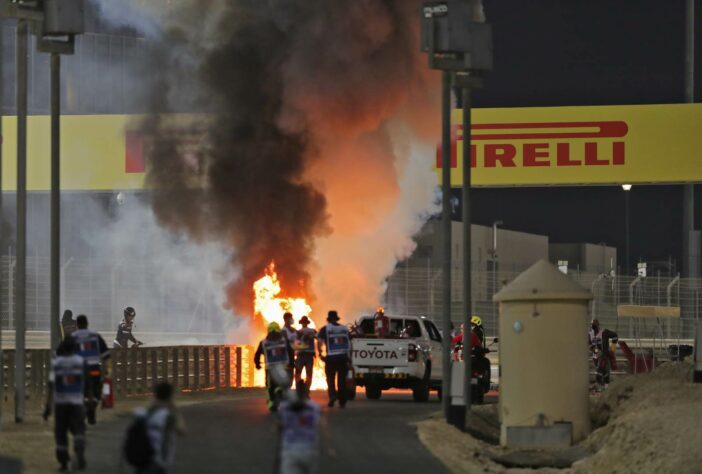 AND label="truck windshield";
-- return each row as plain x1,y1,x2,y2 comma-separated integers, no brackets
400,320,421,338
357,317,421,338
